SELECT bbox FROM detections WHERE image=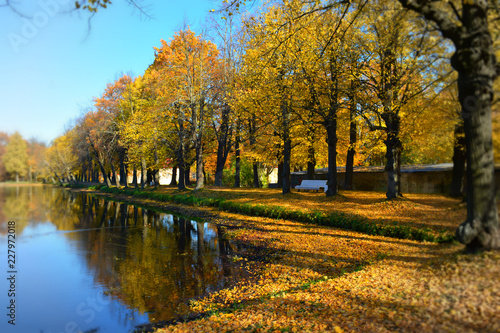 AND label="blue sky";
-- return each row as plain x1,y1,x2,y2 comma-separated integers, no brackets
0,0,219,144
